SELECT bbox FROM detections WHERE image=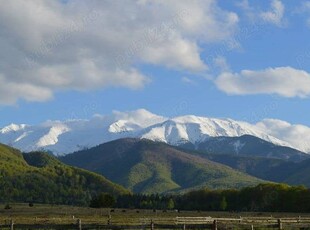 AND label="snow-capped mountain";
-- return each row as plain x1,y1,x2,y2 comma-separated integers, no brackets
0,109,166,155
138,115,290,147
0,109,308,155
